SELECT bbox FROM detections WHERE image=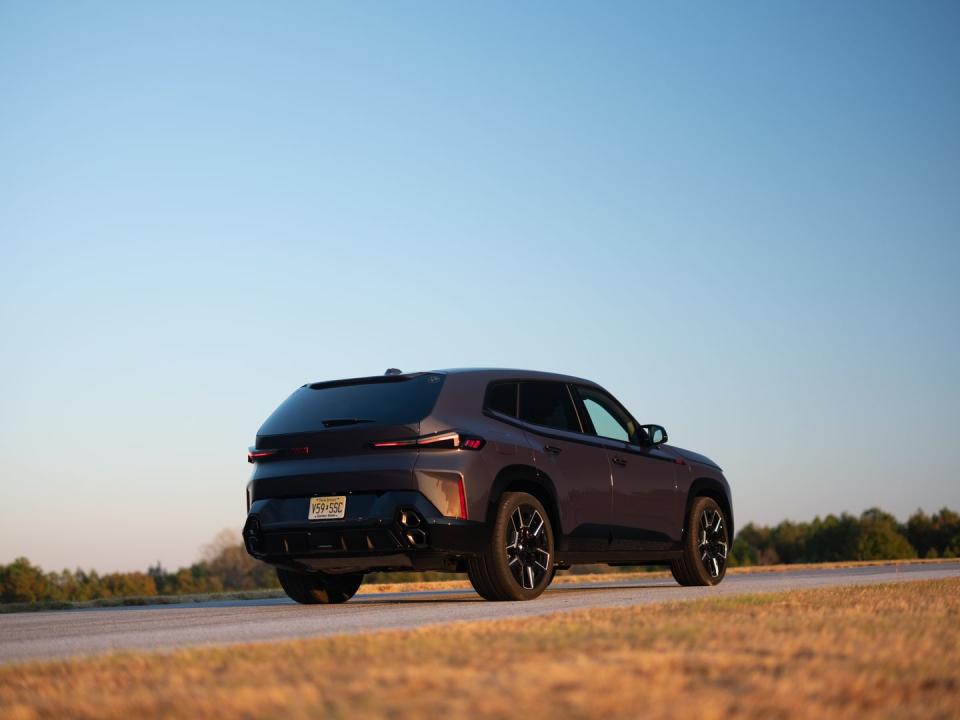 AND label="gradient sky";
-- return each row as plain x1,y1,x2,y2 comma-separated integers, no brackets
2,1,958,572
